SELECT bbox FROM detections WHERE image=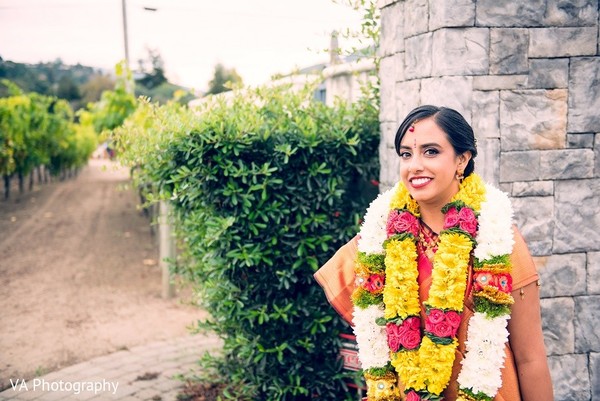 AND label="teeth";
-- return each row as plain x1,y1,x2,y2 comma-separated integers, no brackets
412,178,430,185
